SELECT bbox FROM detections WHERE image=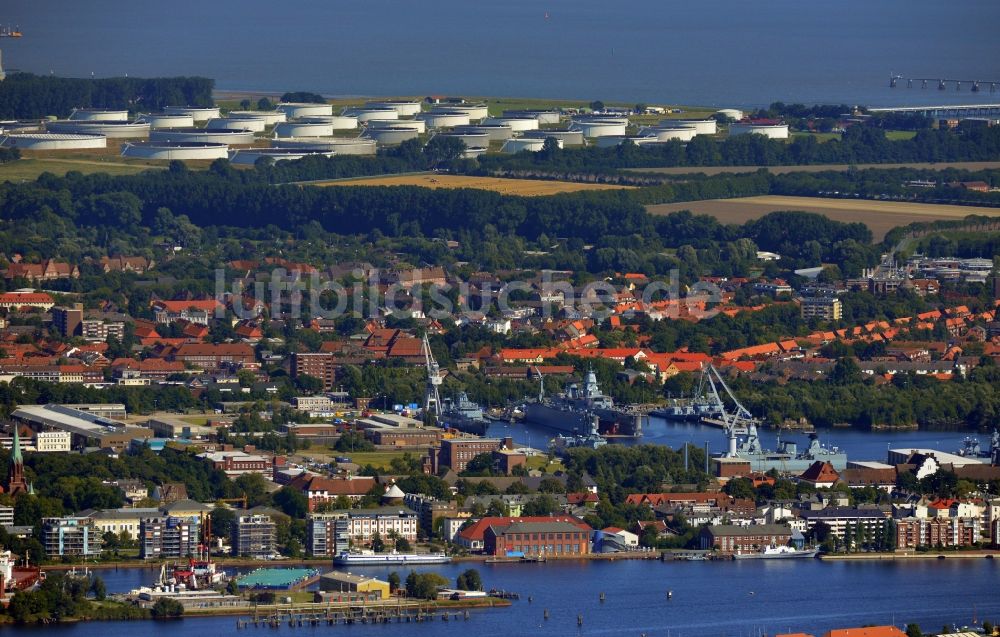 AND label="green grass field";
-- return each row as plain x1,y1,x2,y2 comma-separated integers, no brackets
885,130,918,141
0,157,161,182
